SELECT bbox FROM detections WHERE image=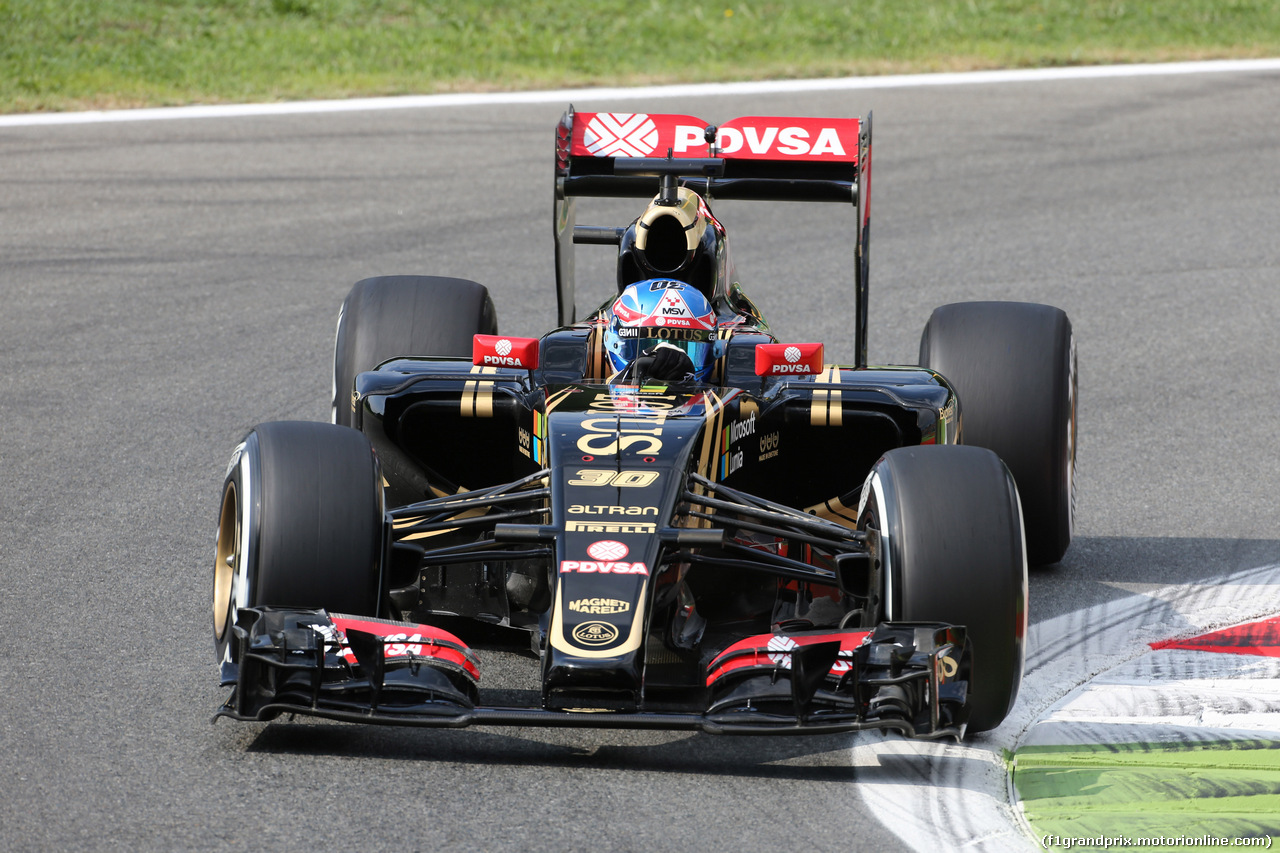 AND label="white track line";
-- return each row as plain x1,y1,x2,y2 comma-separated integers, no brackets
3,58,1280,128
854,563,1280,852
